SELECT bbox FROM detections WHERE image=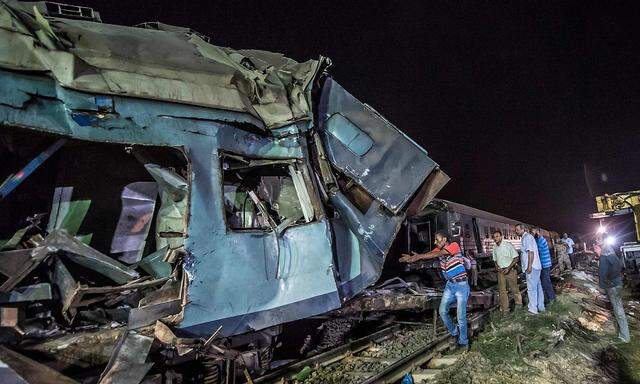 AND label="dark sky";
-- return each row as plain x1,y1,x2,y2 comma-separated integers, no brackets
69,0,640,235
